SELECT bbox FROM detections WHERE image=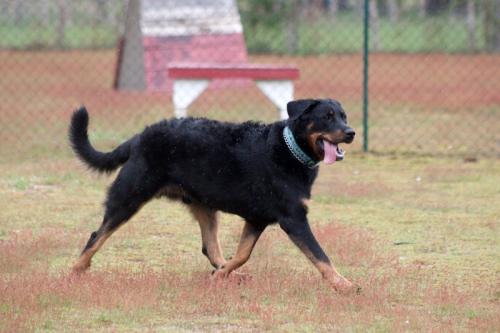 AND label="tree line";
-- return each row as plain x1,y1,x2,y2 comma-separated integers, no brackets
239,0,500,52
1,0,499,52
